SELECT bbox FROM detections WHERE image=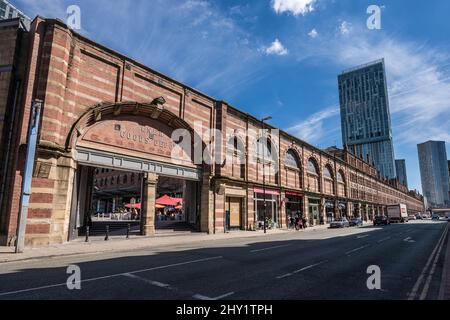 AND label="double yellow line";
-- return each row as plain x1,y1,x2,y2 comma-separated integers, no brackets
408,223,449,300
